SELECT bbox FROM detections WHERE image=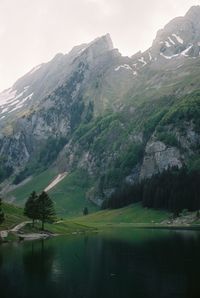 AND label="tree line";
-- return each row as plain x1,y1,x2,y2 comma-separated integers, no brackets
102,167,200,214
24,191,55,230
